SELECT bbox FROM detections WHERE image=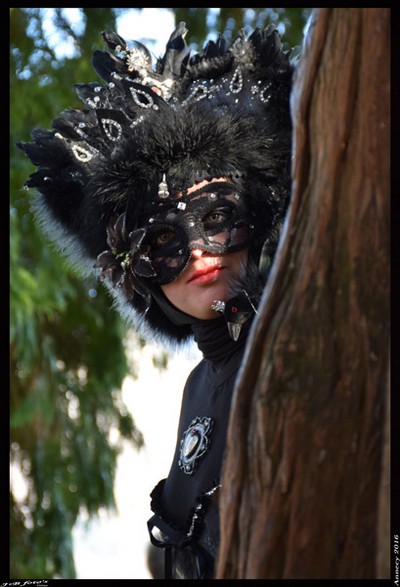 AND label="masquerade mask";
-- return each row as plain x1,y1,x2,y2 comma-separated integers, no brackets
144,182,255,284
96,182,256,292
